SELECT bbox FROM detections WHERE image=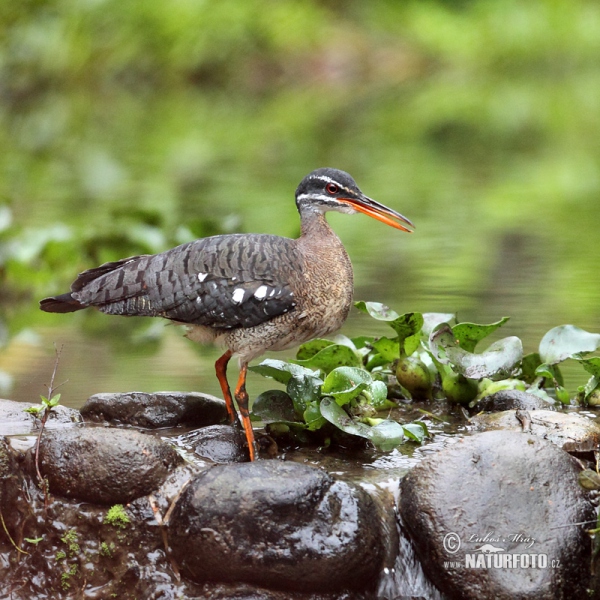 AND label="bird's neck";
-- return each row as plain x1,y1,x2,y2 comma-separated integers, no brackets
298,207,337,241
